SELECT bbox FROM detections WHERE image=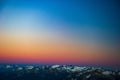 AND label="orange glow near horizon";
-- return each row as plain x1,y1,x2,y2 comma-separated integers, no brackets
0,31,119,66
